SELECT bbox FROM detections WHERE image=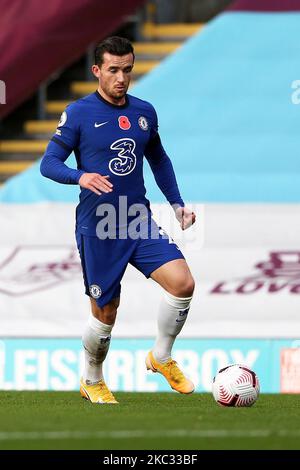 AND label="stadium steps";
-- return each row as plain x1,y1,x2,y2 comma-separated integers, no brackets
0,140,48,153
0,160,35,183
133,41,182,59
46,100,72,114
0,141,48,180
24,120,58,136
141,22,203,40
0,140,48,183
0,23,202,183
